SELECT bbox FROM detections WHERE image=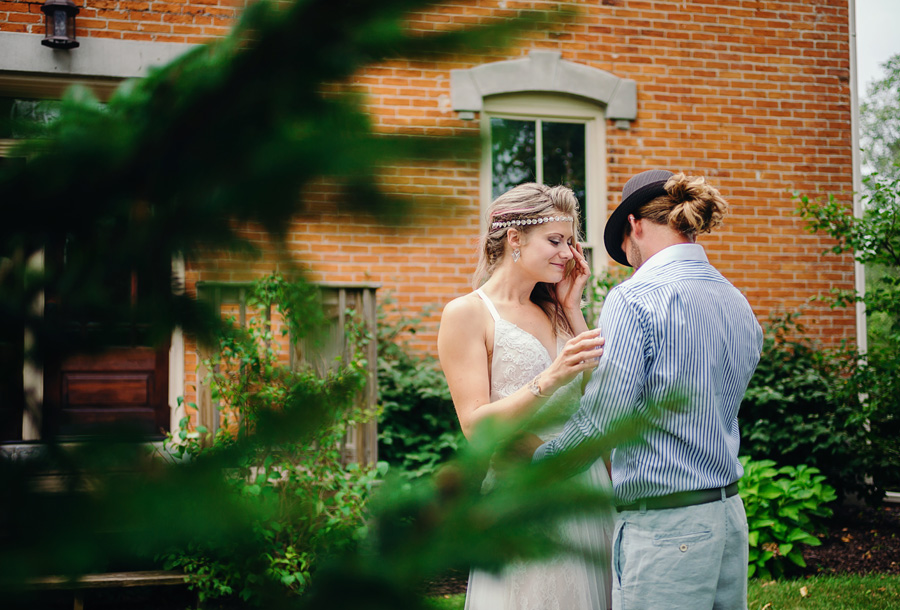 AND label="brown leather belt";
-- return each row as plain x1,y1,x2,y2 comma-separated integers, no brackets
616,482,739,512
